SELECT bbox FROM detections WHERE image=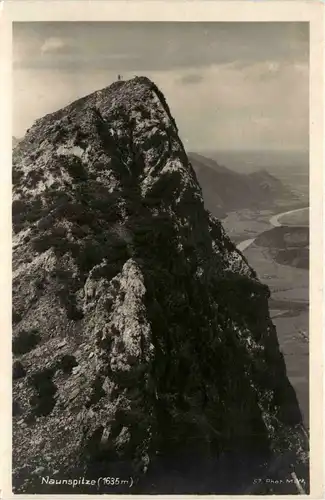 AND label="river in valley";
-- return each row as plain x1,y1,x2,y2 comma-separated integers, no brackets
236,206,309,252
